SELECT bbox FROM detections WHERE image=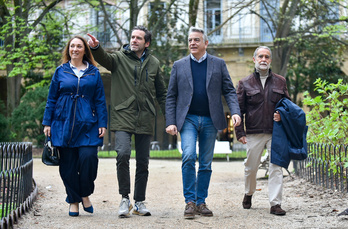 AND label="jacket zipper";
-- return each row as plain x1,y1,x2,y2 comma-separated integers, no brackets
134,66,137,86
68,75,81,145
135,63,141,128
146,68,148,82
